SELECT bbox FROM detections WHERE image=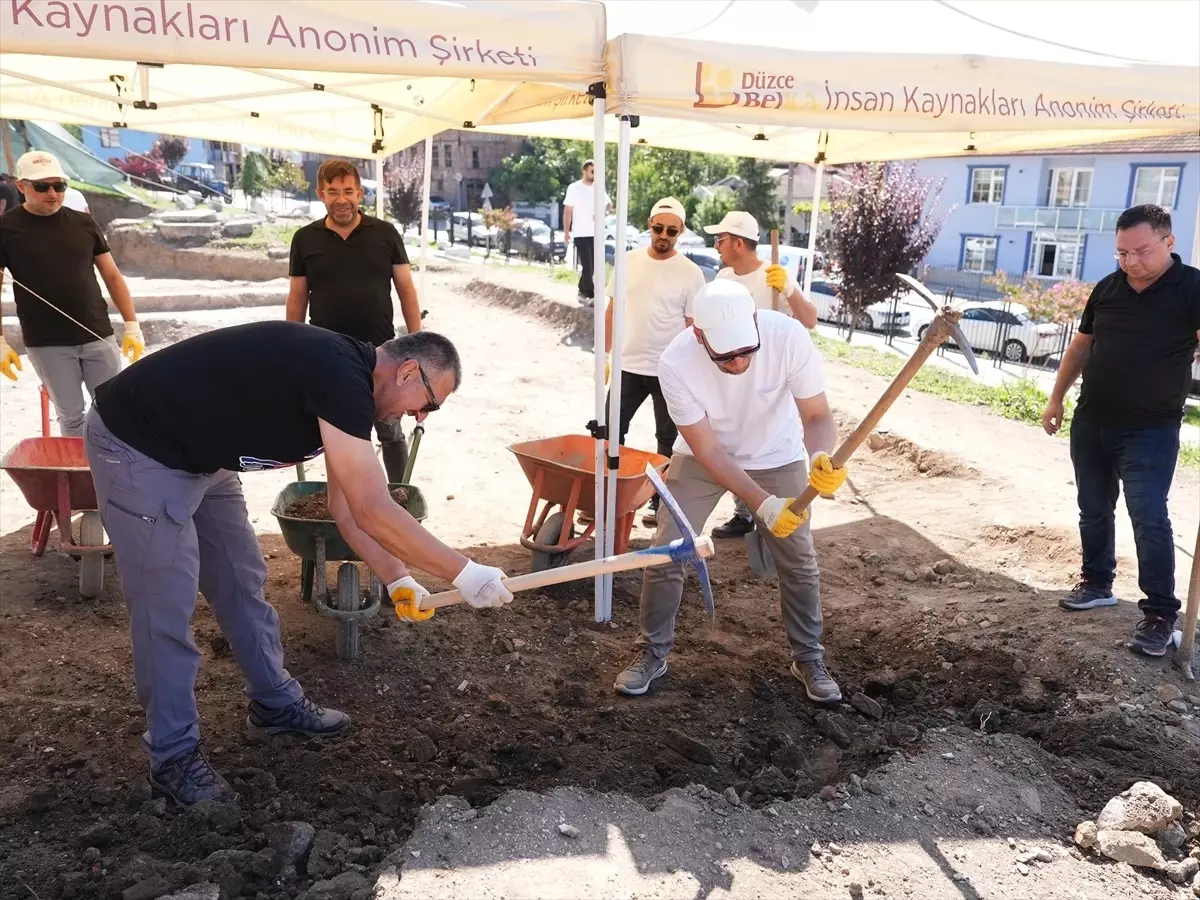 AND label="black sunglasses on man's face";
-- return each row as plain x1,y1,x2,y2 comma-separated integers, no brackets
417,363,440,414
650,224,681,237
31,181,67,194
